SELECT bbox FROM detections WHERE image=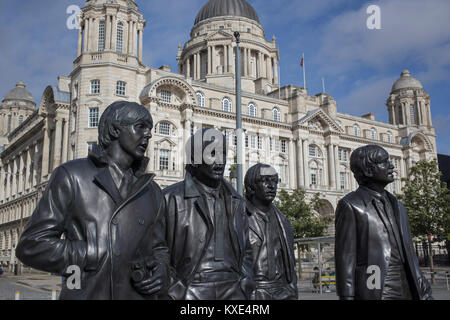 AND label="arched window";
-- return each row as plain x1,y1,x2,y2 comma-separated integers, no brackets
222,97,232,112
371,128,377,140
387,131,393,143
248,103,257,117
196,91,205,107
272,107,281,122
353,124,361,137
18,115,24,125
116,22,124,53
397,105,404,124
409,104,417,125
98,21,105,51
